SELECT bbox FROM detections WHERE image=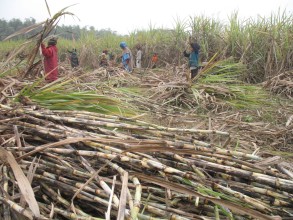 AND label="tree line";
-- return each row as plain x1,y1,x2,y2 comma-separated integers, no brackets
0,17,117,41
